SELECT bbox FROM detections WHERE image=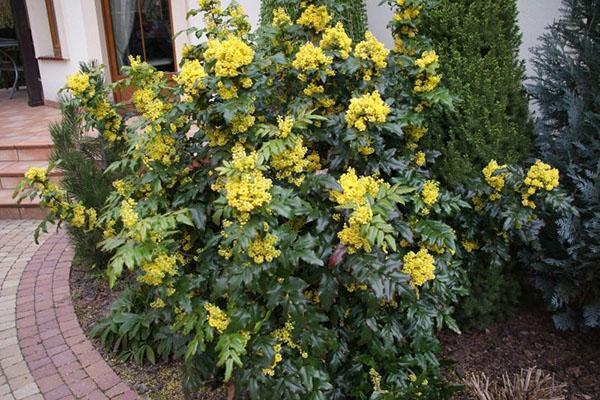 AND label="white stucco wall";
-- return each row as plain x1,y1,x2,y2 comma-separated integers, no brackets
517,0,562,78
25,0,563,102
